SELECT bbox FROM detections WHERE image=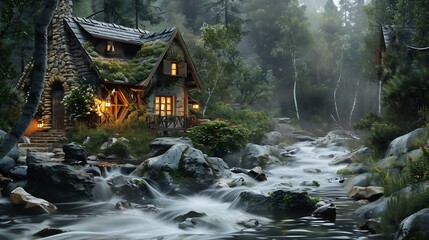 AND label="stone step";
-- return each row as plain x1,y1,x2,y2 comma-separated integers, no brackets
19,143,54,148
29,132,66,138
30,137,64,142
